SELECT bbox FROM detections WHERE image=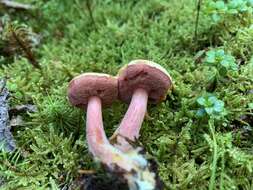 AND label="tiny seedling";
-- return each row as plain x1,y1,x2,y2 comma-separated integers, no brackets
204,0,253,23
196,94,226,119
204,49,238,77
